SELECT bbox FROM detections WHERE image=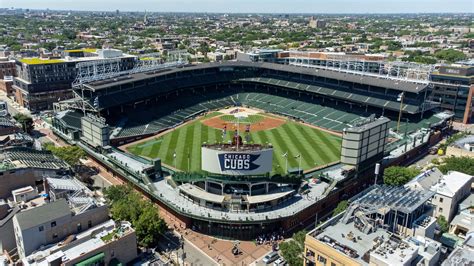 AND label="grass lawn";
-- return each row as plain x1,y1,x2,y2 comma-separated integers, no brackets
127,113,341,174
